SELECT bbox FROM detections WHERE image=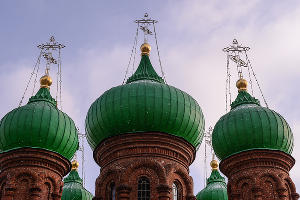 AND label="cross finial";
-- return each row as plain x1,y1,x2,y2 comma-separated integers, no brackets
135,13,158,43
